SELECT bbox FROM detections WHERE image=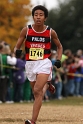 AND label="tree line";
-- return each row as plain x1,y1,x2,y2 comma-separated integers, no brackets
0,0,83,52
46,0,83,52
